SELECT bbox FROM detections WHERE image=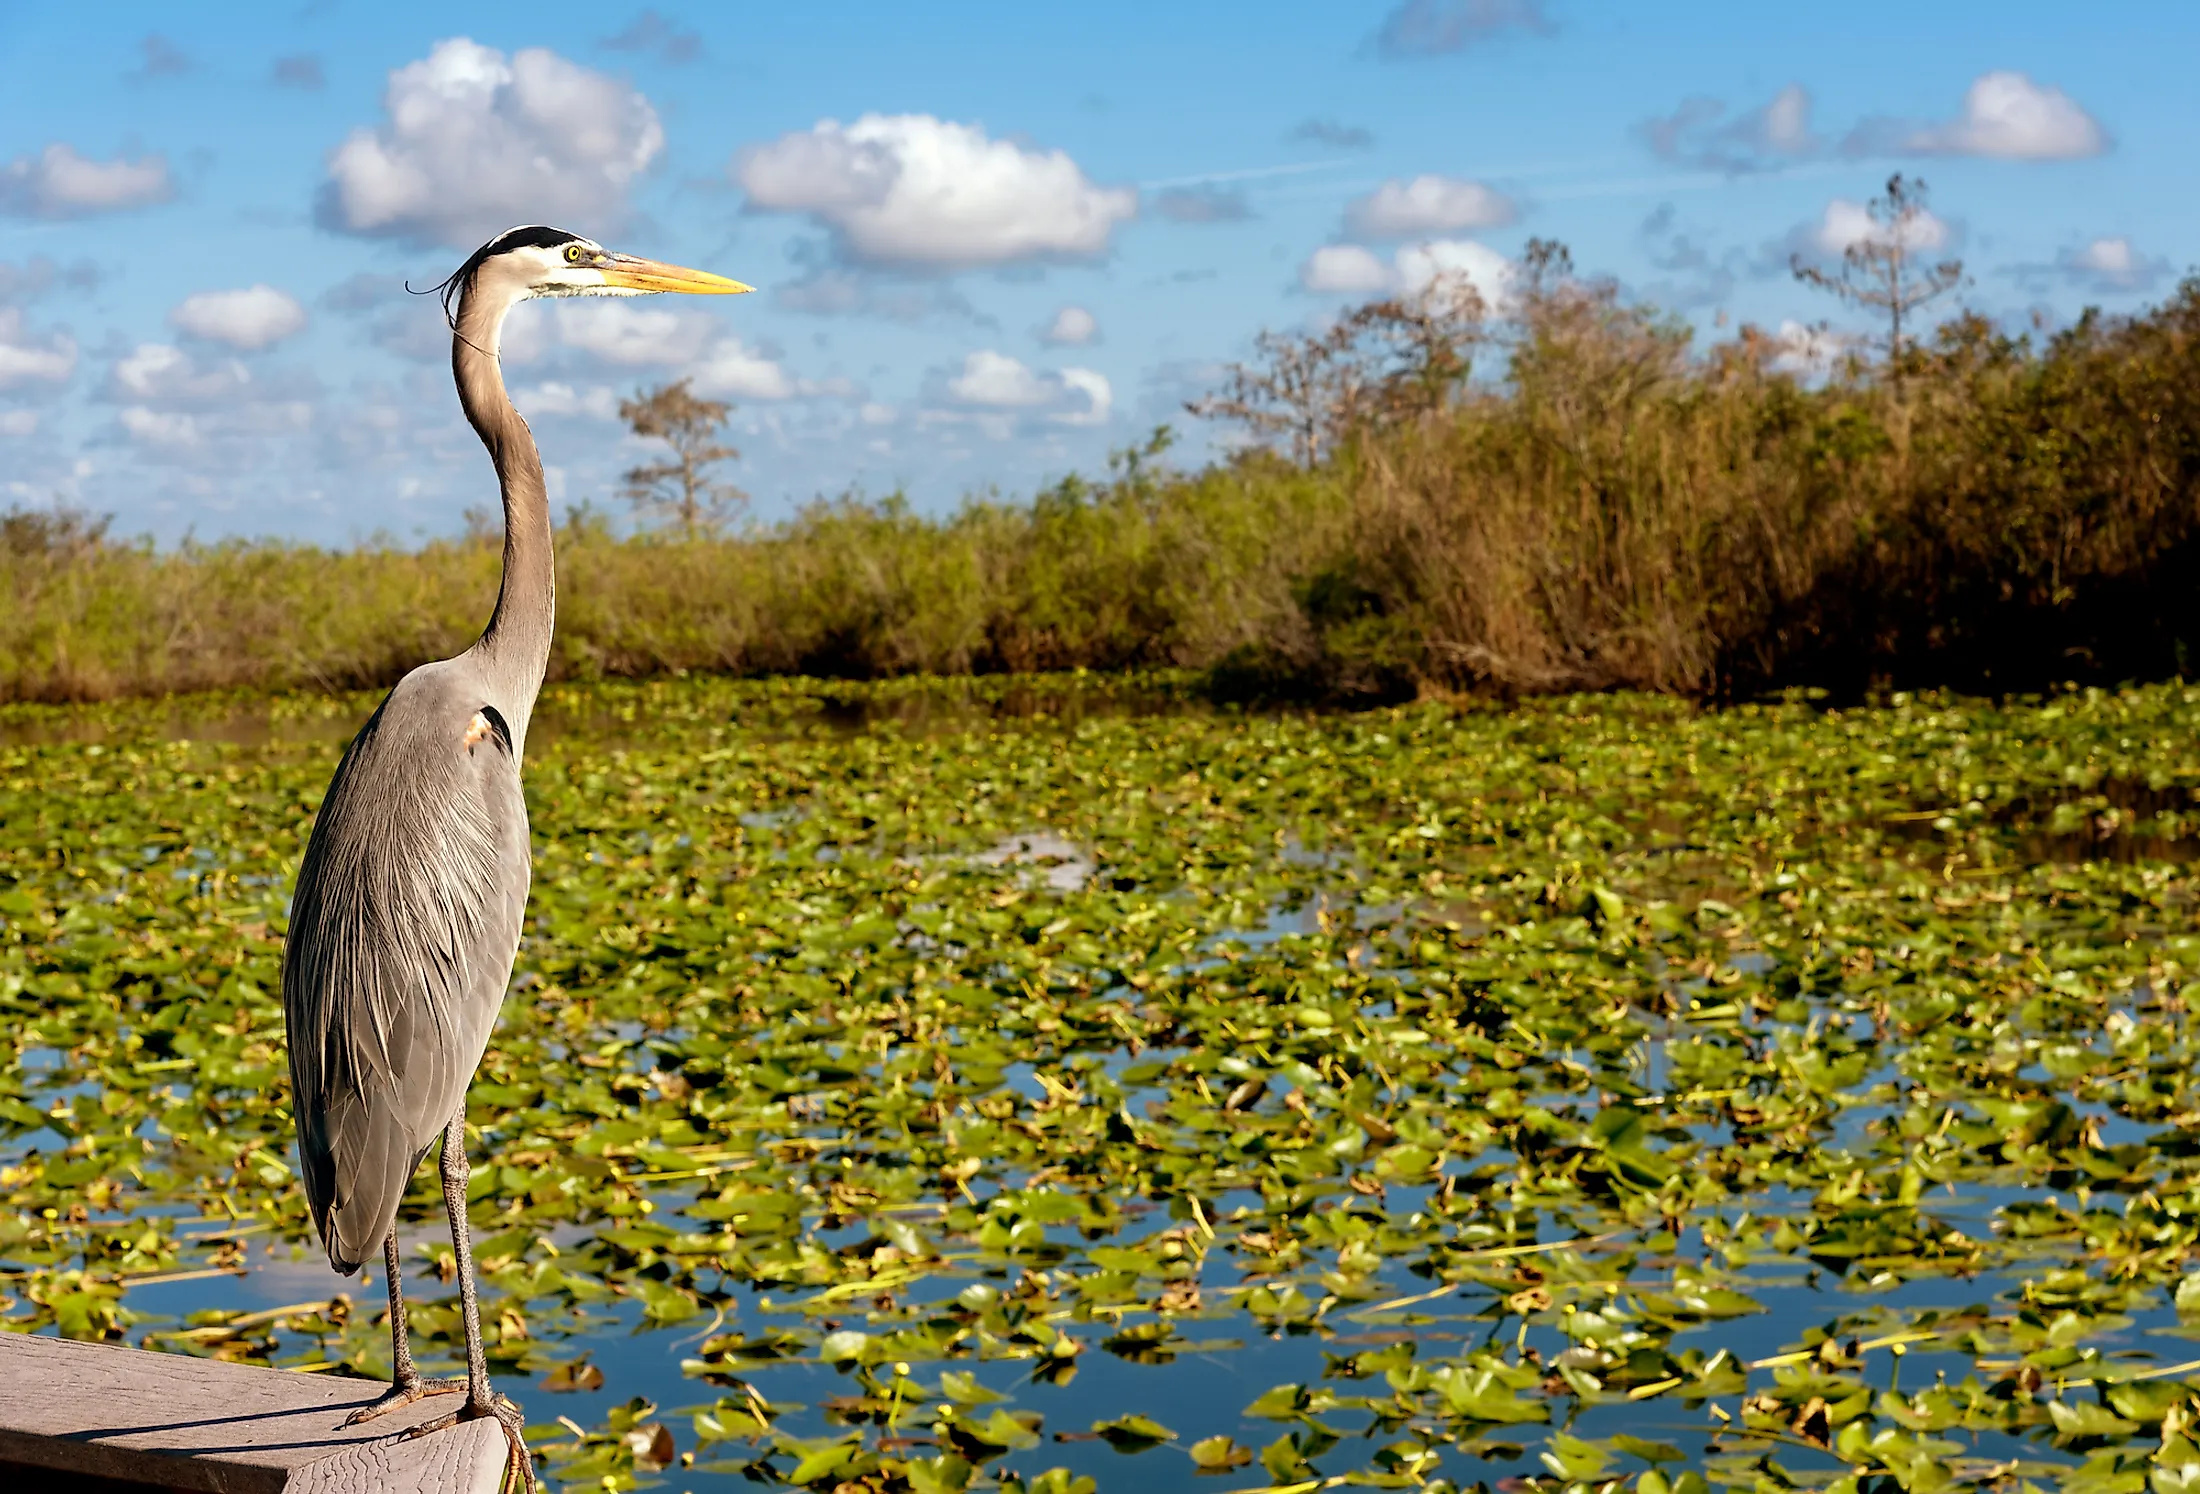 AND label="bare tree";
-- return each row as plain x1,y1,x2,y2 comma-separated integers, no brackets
1791,174,1965,378
617,379,745,534
1188,276,1488,464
